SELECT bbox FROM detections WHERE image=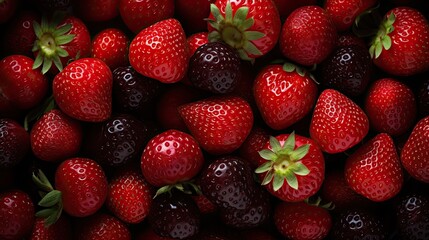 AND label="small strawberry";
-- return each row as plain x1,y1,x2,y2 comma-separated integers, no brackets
324,0,378,31
52,57,112,122
400,116,429,183
129,18,188,83
91,28,129,69
253,63,318,130
178,96,253,155
310,89,369,154
238,126,271,169
186,32,209,58
30,215,72,240
75,213,131,240
175,0,215,34
280,6,337,66
370,7,429,76
0,119,30,168
72,0,120,22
